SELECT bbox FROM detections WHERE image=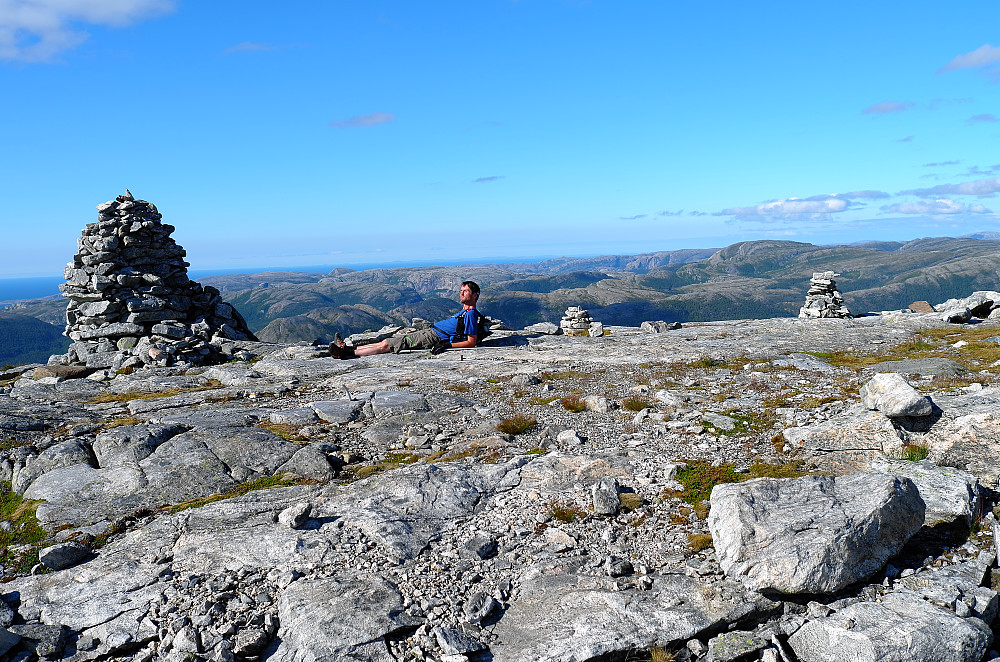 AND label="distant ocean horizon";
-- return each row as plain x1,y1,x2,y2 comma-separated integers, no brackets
0,254,563,305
